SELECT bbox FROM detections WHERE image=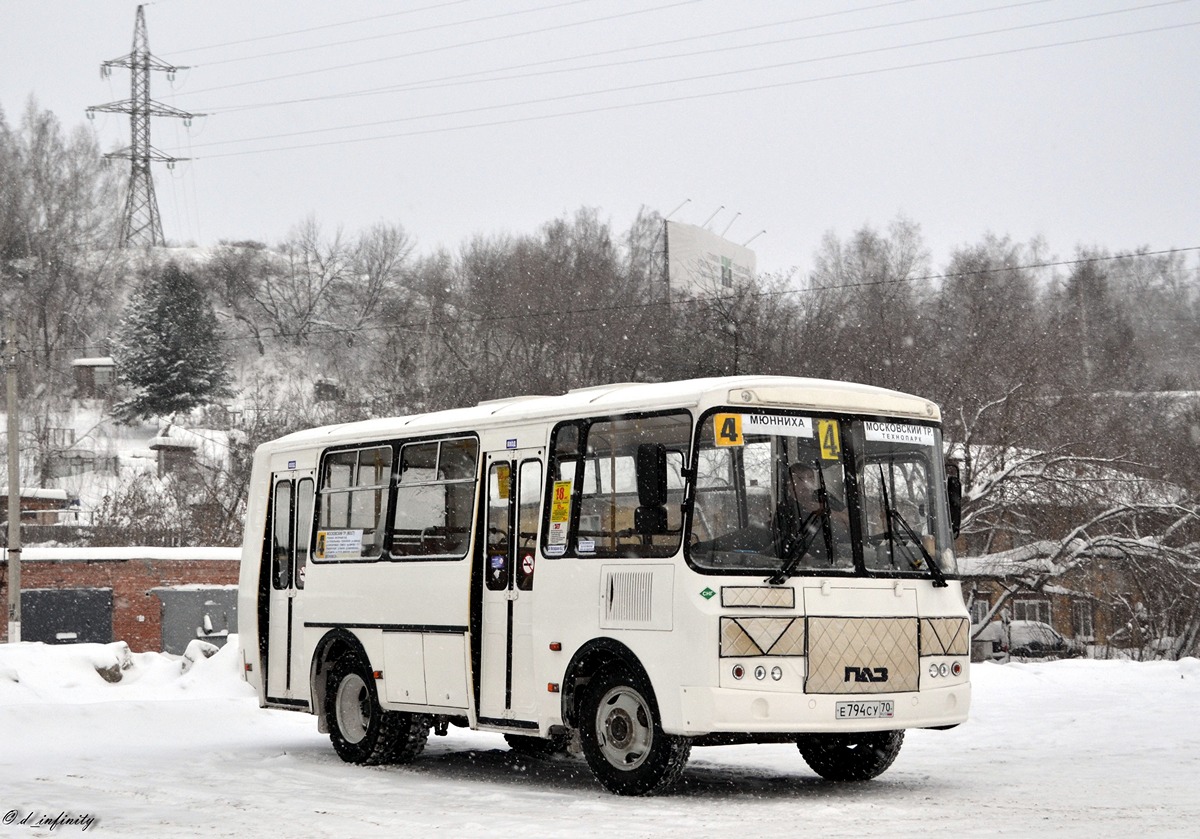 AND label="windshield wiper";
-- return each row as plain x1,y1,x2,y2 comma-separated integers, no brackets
877,465,948,588
766,460,833,585
766,508,819,585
